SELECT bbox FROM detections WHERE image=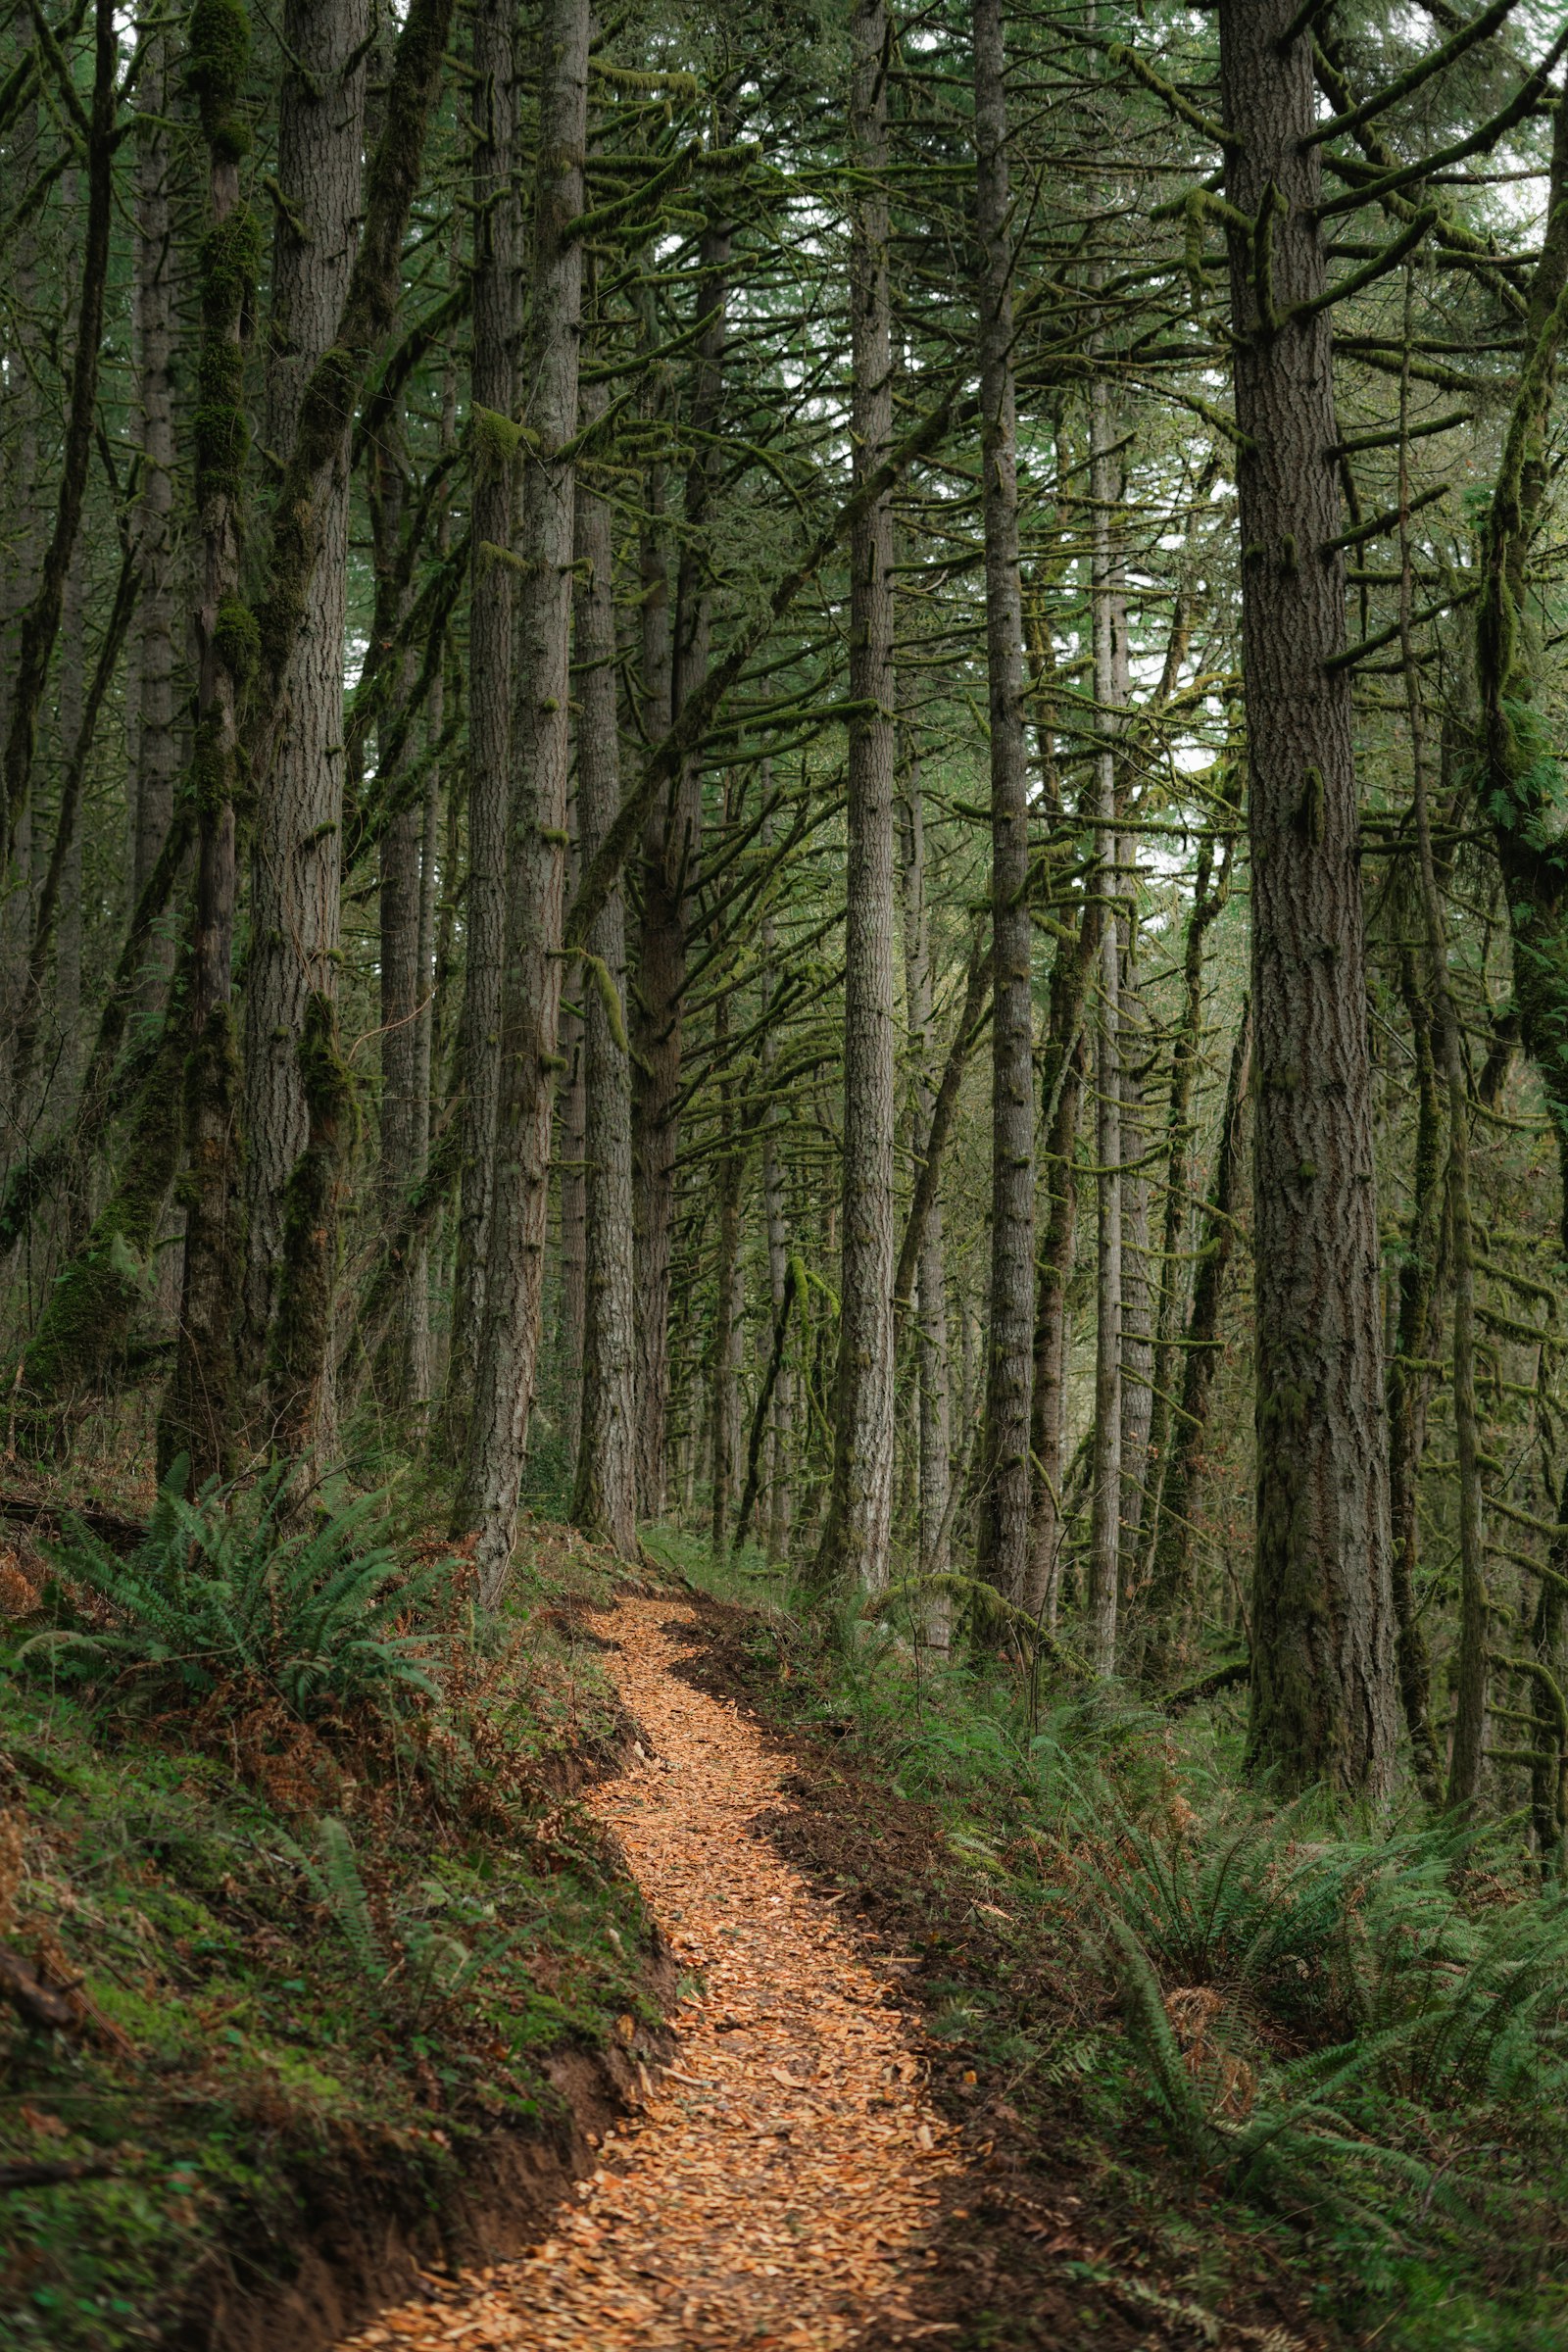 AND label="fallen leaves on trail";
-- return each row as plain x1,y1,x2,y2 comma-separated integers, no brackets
336,1599,962,2351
